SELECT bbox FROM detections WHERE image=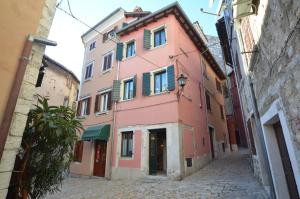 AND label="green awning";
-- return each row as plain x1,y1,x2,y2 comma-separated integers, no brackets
81,124,110,141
